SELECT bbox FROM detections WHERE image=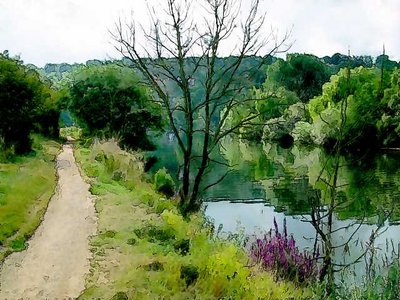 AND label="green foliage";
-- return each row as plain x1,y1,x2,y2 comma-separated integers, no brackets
322,53,375,73
263,102,309,142
0,53,61,154
225,54,329,141
110,292,128,300
59,126,82,140
9,238,26,251
180,265,199,286
68,64,163,150
154,168,176,198
267,54,331,102
308,66,397,150
376,54,399,70
292,121,313,144
377,69,400,147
